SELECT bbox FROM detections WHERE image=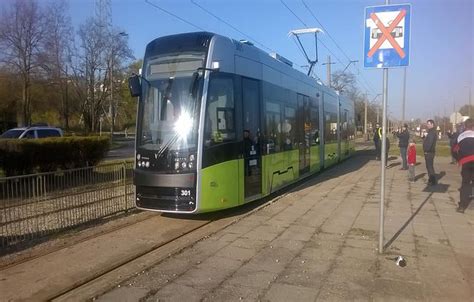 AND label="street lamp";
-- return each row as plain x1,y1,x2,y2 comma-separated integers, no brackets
342,60,358,73
465,85,472,118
